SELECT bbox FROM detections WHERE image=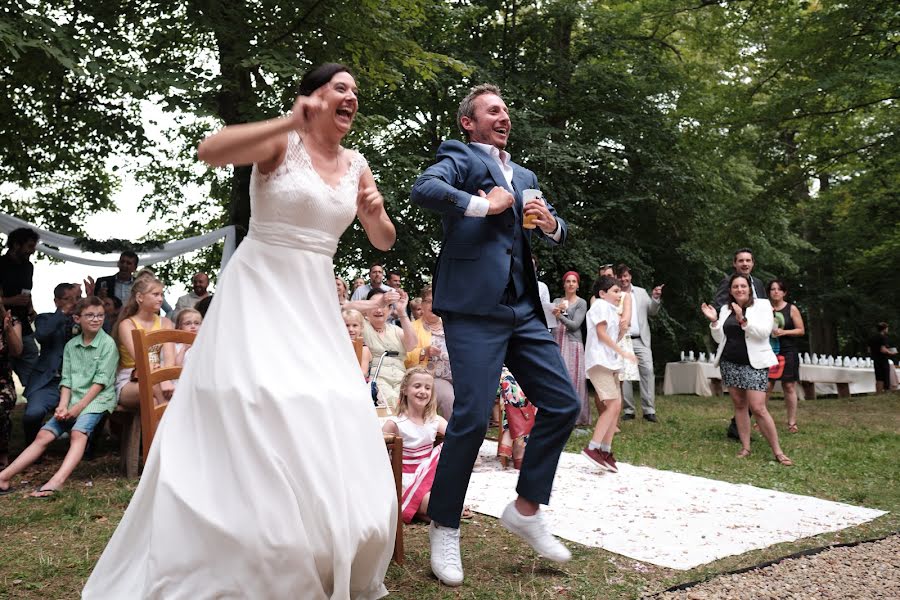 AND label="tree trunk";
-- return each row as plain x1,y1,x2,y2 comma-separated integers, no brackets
210,2,256,244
